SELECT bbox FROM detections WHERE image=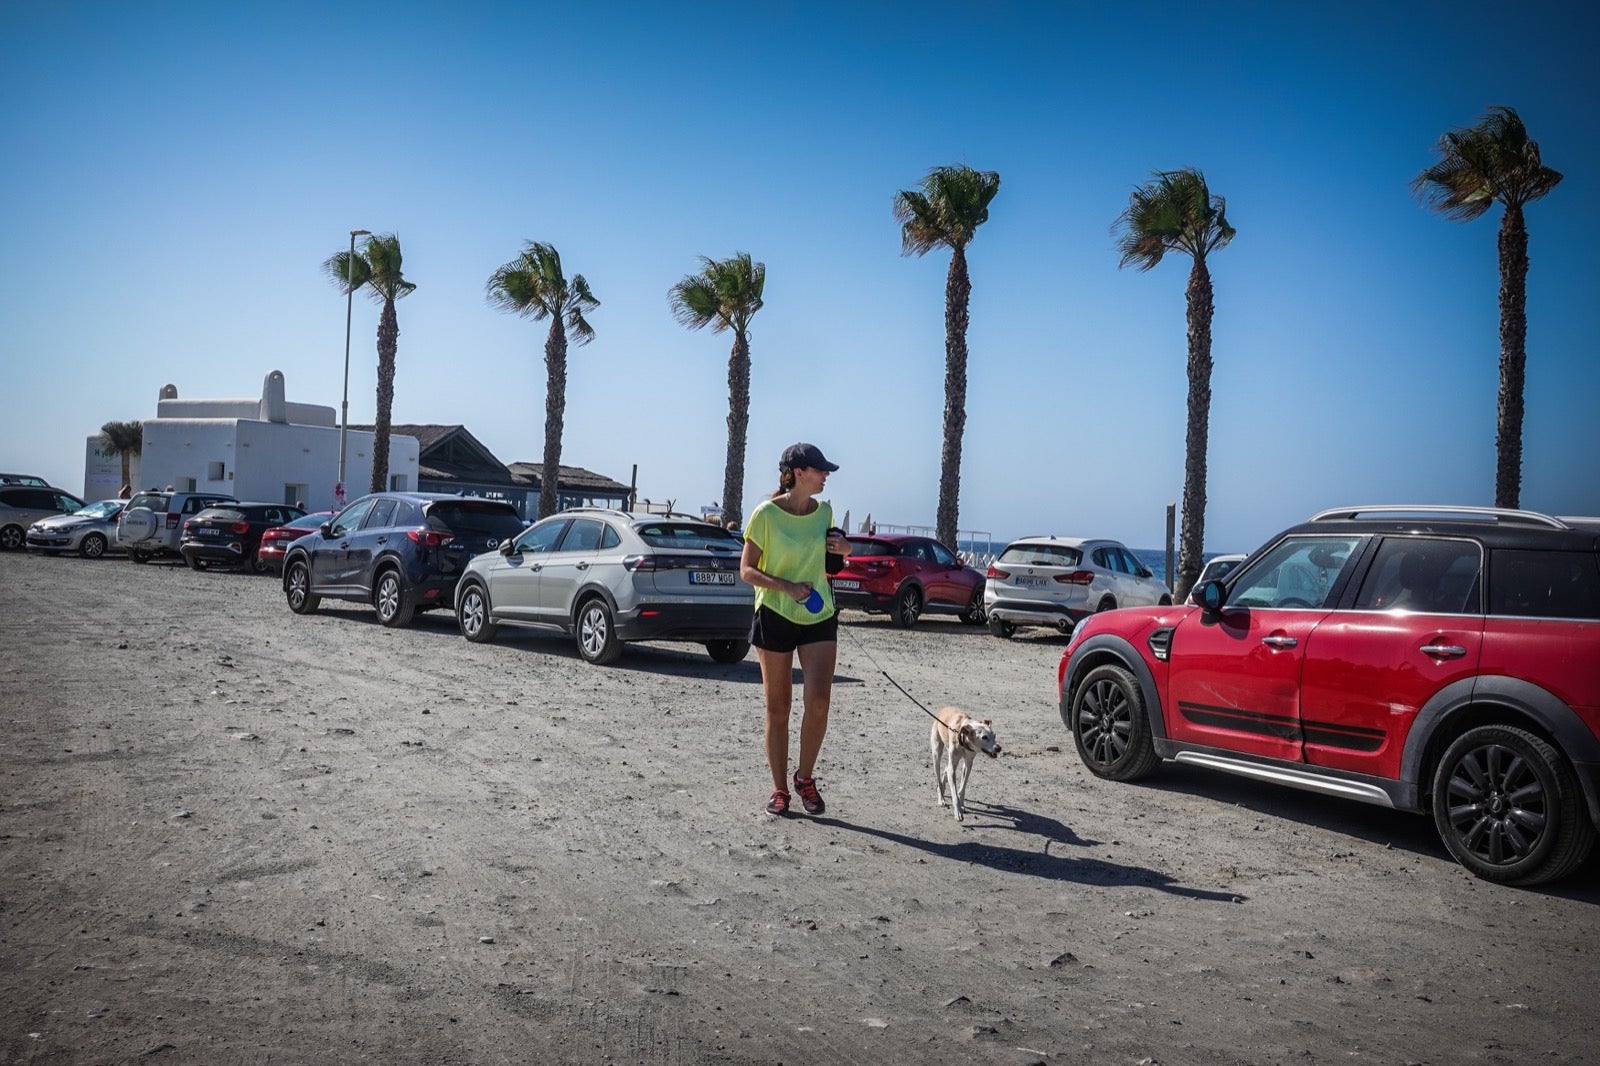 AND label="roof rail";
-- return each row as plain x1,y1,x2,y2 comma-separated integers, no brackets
1307,505,1569,530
